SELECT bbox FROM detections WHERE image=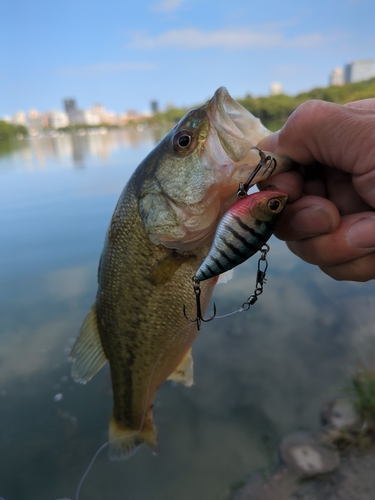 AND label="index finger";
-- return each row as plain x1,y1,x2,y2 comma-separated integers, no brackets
258,100,375,176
